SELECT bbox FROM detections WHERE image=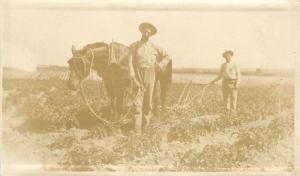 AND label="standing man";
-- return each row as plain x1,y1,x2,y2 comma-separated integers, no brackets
129,22,171,133
209,50,241,115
